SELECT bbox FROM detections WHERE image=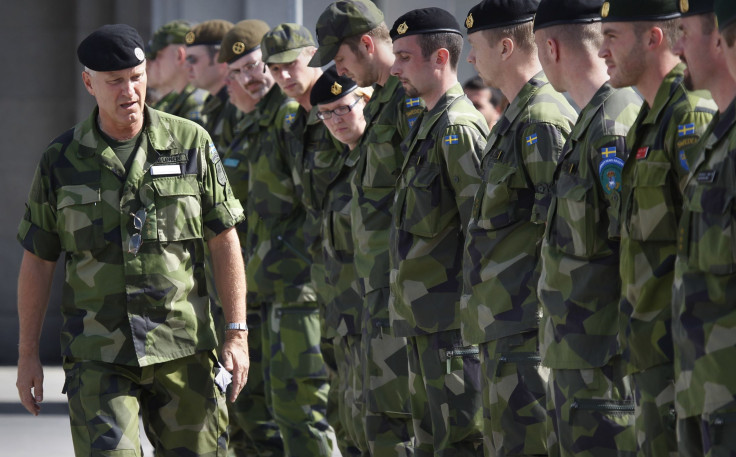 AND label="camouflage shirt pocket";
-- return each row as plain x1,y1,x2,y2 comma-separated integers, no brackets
56,184,104,252
362,124,402,188
152,176,203,242
475,162,522,231
688,185,736,275
550,172,600,258
400,165,445,238
627,160,678,242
